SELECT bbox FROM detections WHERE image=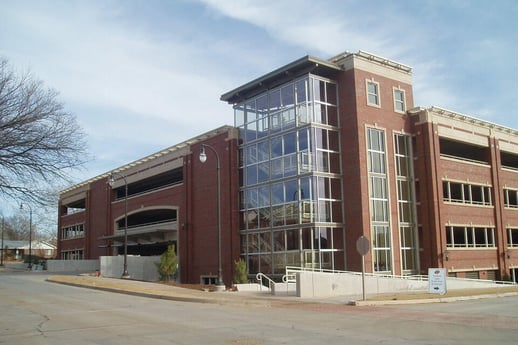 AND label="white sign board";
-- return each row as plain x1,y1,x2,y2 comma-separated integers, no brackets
428,268,447,295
